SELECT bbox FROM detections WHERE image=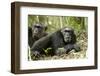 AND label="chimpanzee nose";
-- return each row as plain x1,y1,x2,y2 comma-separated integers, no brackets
34,29,38,33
